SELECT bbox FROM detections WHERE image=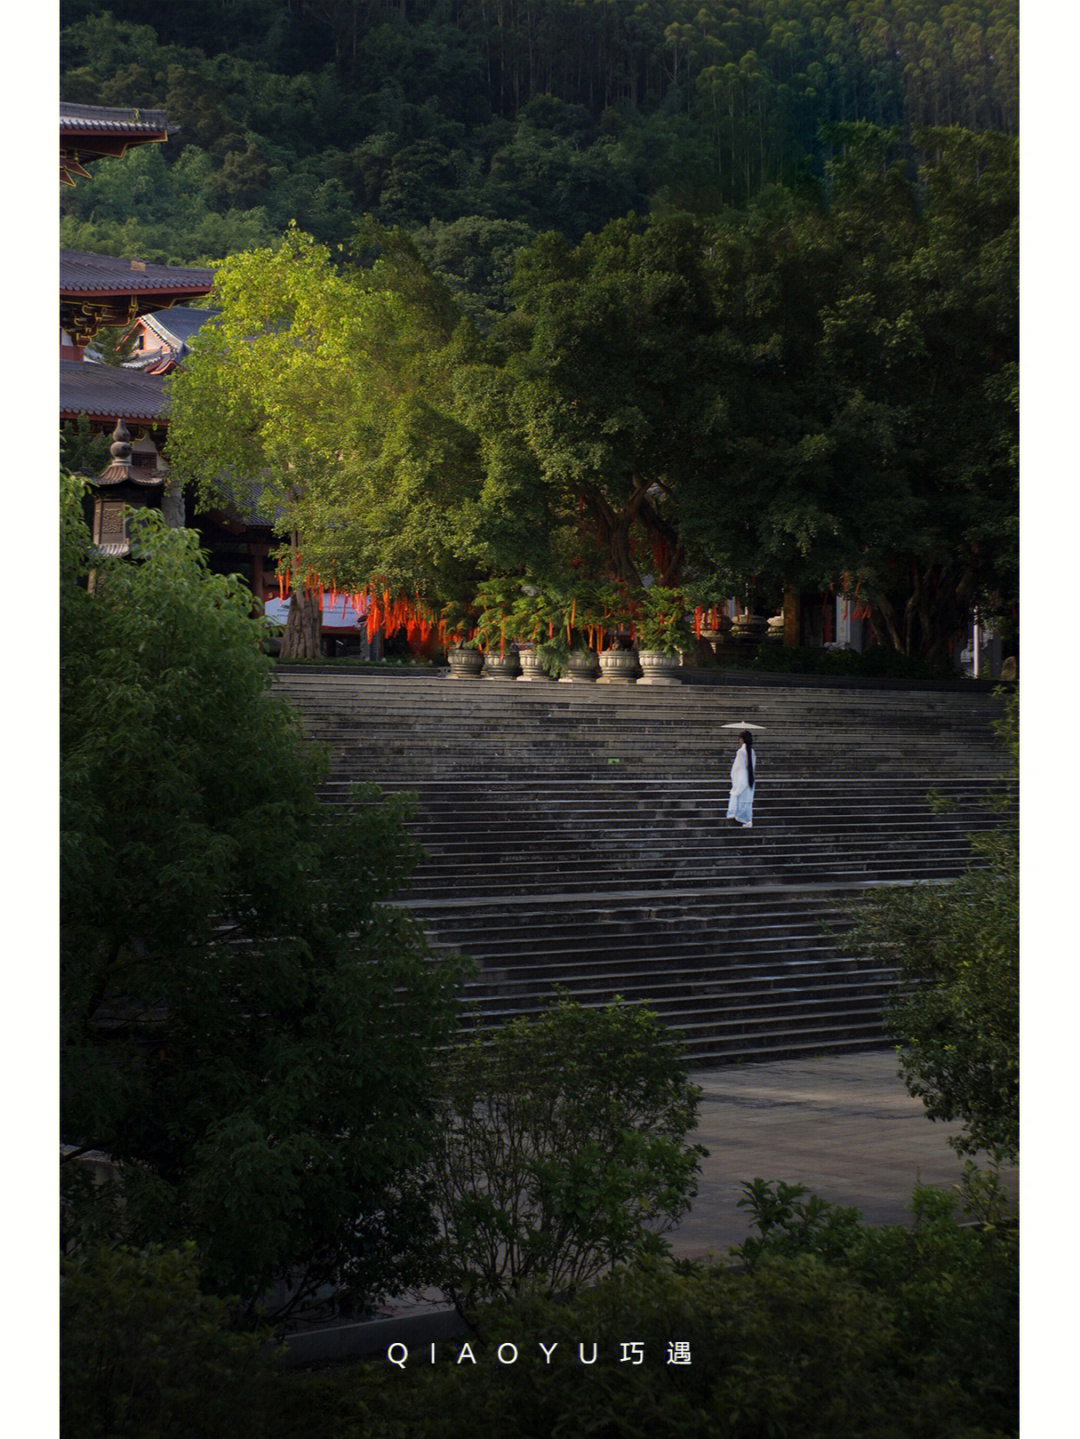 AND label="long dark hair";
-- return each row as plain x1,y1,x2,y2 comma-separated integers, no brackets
741,730,755,787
